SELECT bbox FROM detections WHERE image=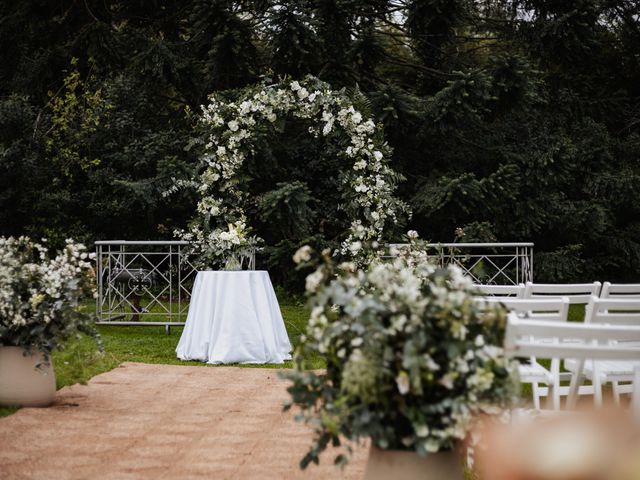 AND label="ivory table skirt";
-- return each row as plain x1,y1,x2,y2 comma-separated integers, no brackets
176,271,292,364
